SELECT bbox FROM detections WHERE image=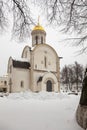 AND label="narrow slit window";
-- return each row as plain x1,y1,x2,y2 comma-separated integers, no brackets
44,56,47,68
35,64,37,69
36,36,38,44
20,81,24,88
9,78,12,93
4,81,7,86
41,36,43,44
